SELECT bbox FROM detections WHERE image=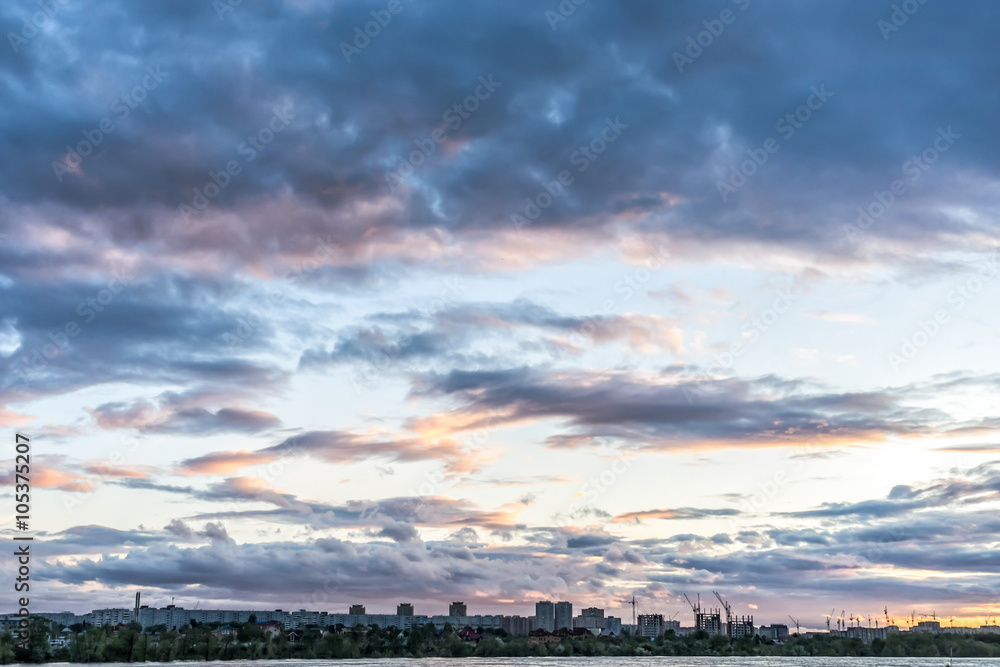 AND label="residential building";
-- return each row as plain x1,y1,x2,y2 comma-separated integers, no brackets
397,603,414,616
501,615,532,636
534,601,555,632
638,614,664,638
555,601,573,631
448,602,467,617
349,605,366,615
